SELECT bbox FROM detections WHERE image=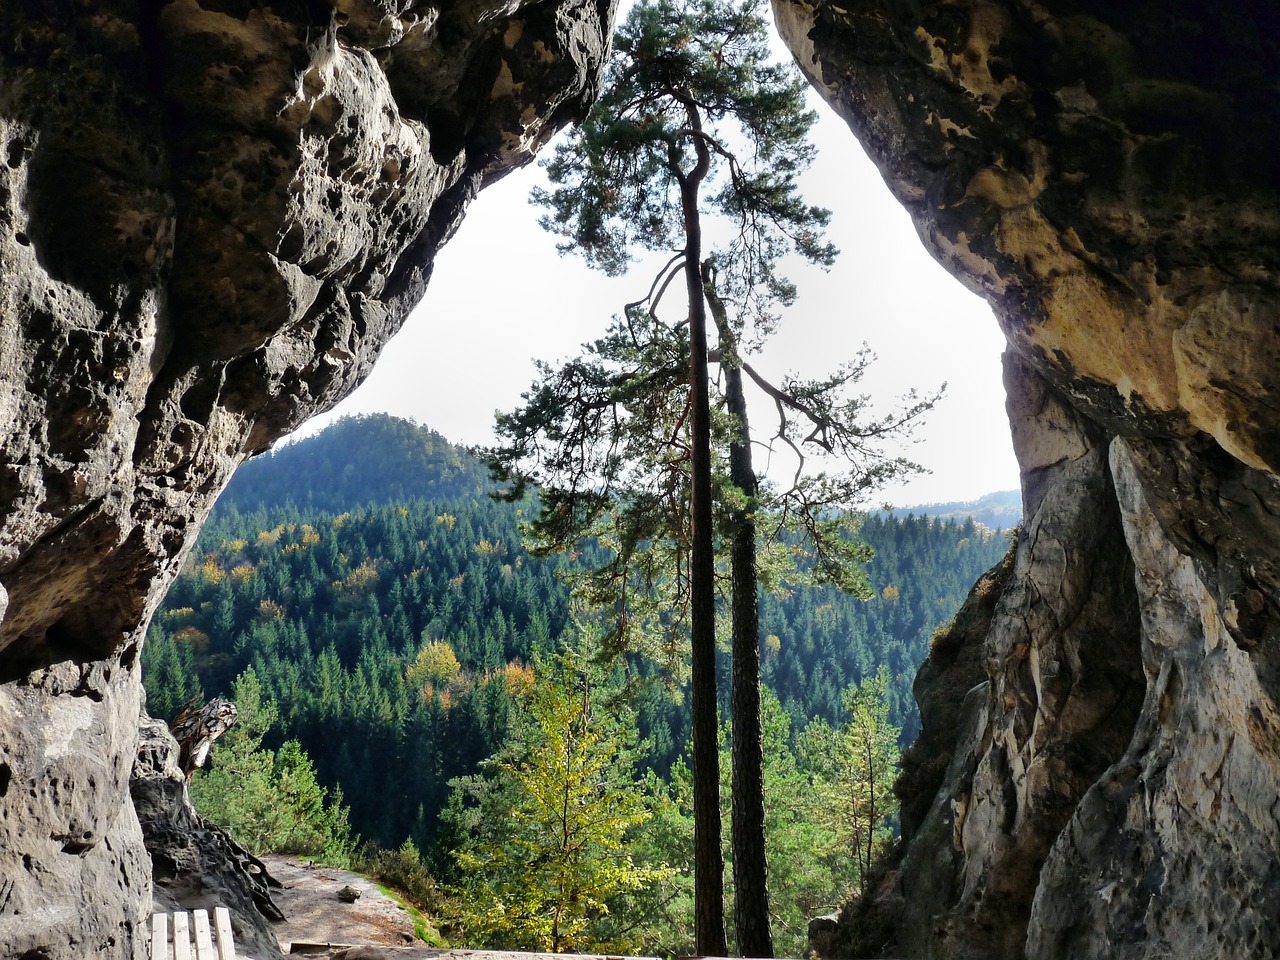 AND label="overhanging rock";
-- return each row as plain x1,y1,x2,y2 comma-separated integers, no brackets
0,1,612,955
773,1,1280,956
